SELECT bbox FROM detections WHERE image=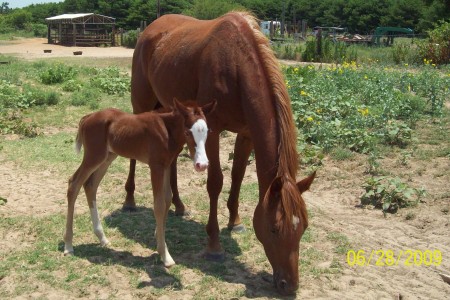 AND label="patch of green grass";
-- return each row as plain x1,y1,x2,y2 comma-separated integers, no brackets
327,232,352,255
